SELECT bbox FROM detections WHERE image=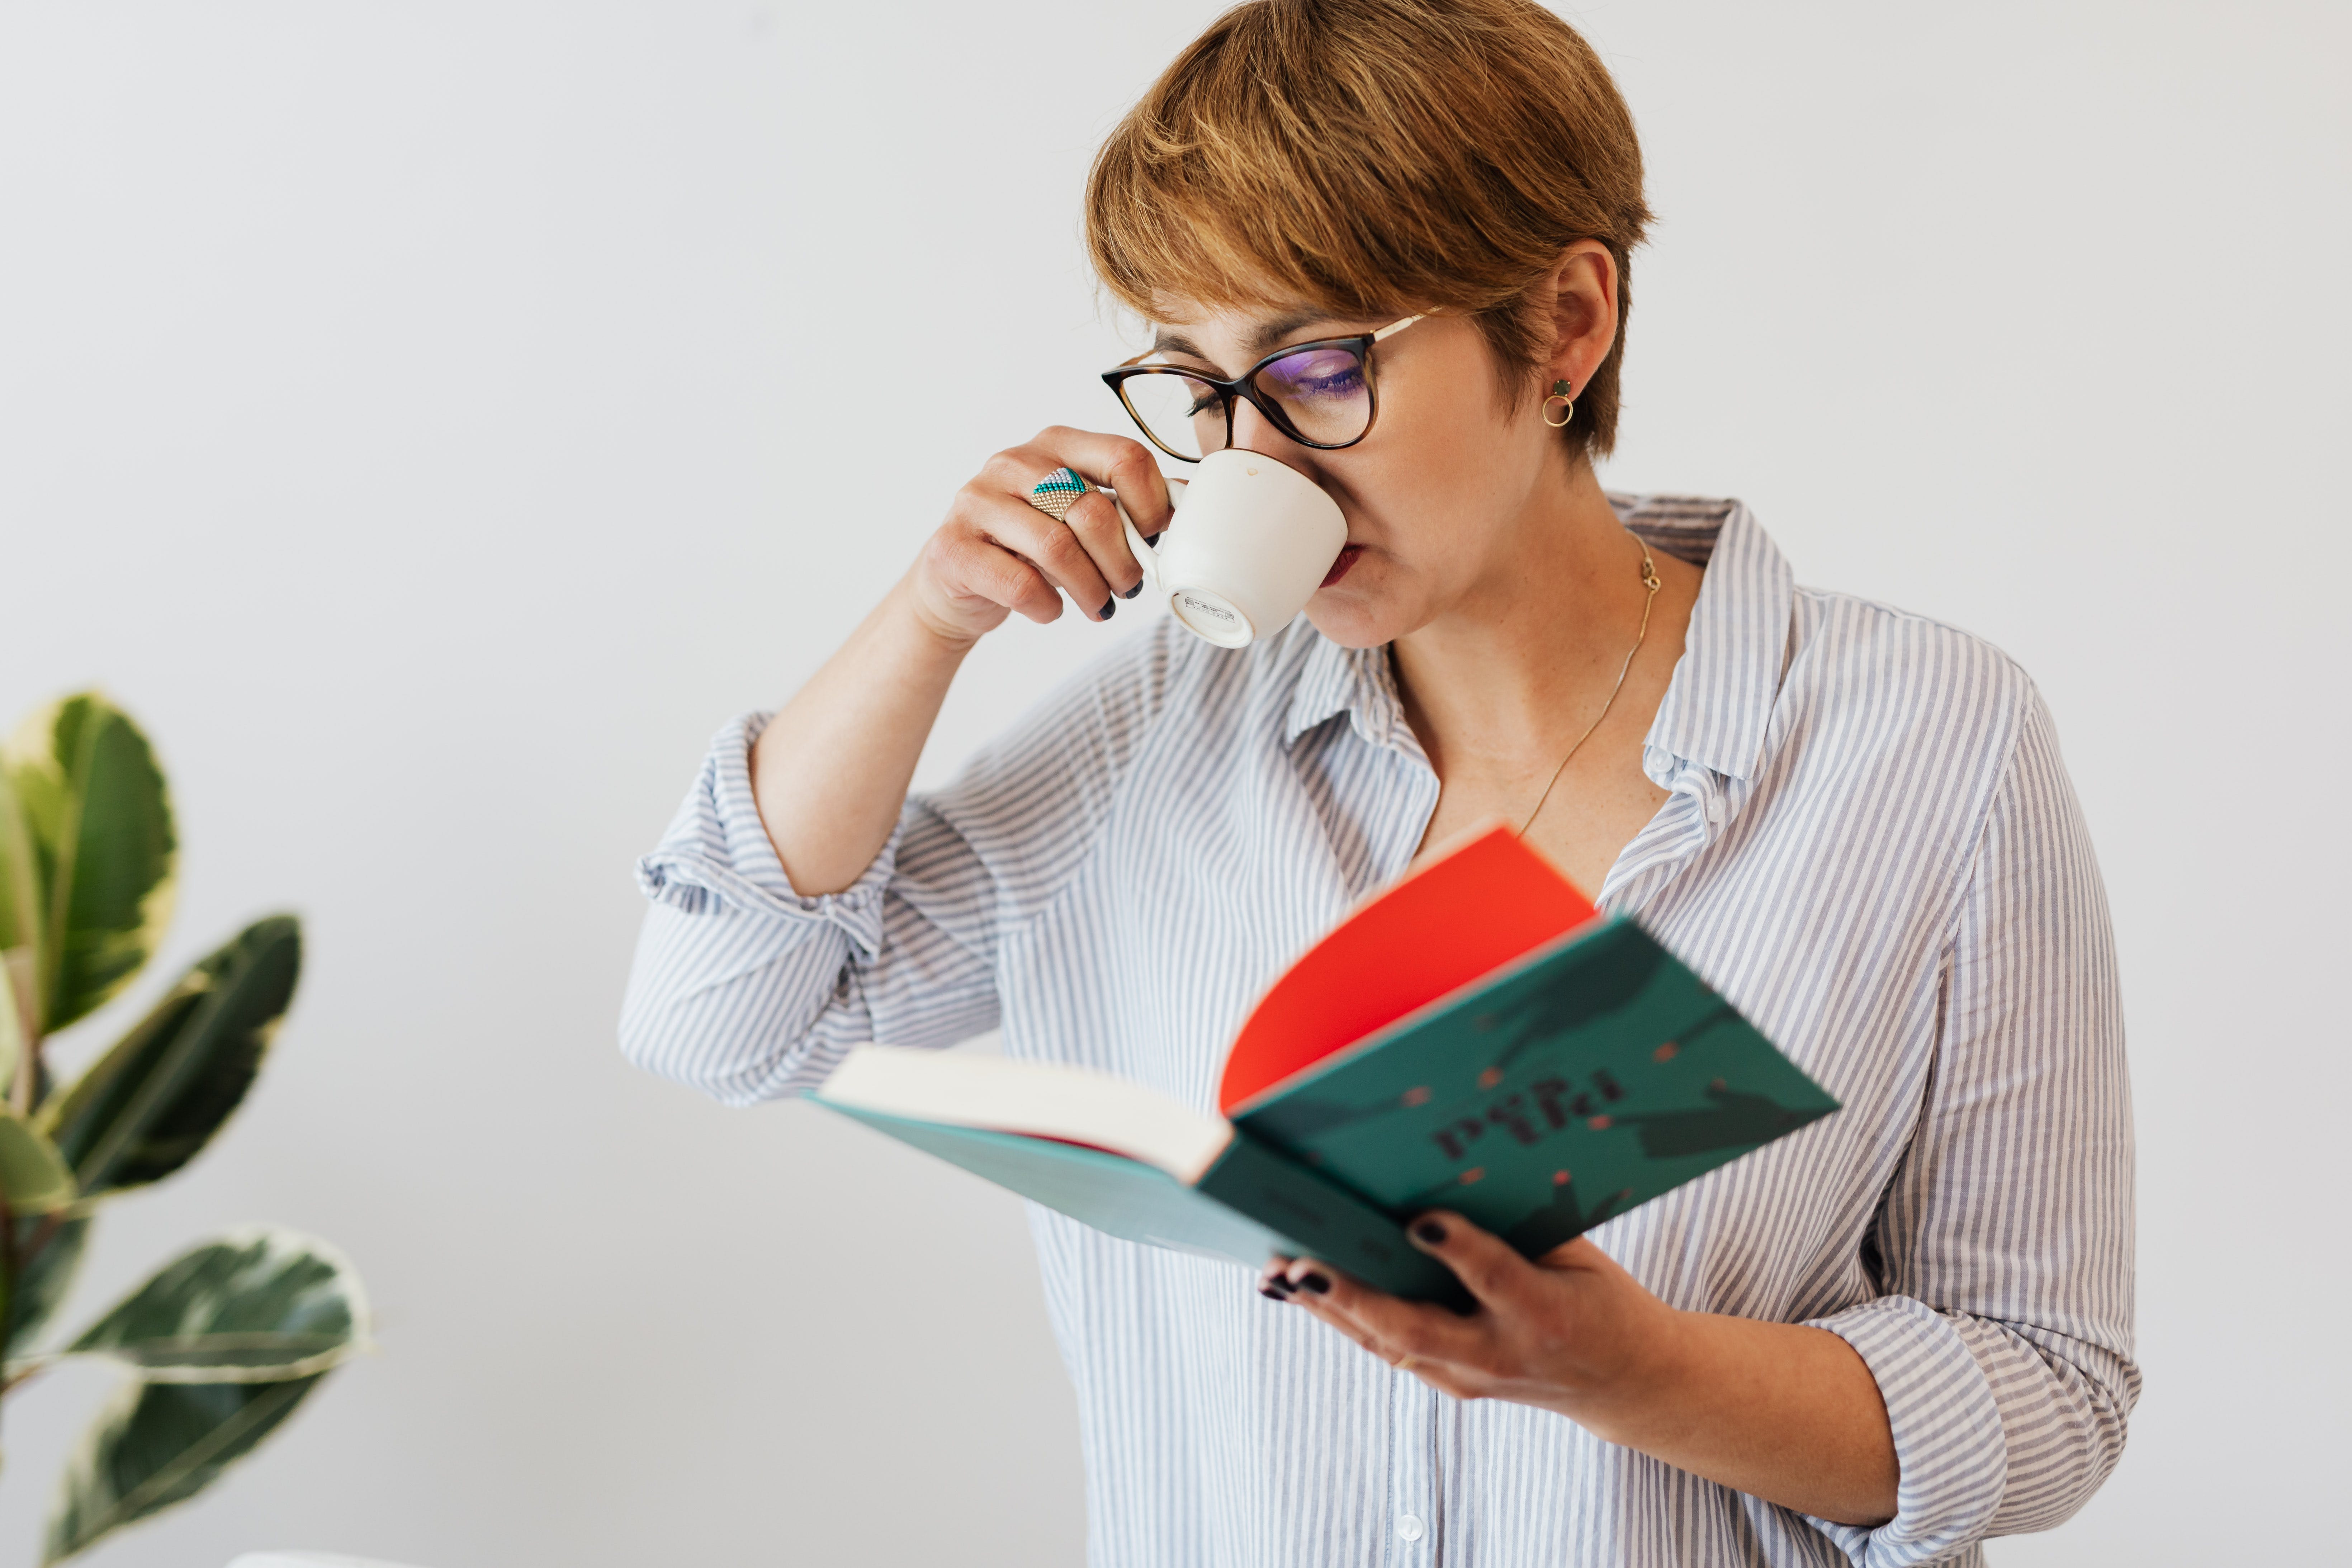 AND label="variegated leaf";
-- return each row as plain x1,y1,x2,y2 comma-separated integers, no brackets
40,916,299,1201
46,1227,366,1383
6,1214,90,1361
0,1105,76,1214
1,694,178,1039
0,948,24,1104
43,1374,325,1564
0,762,46,1045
